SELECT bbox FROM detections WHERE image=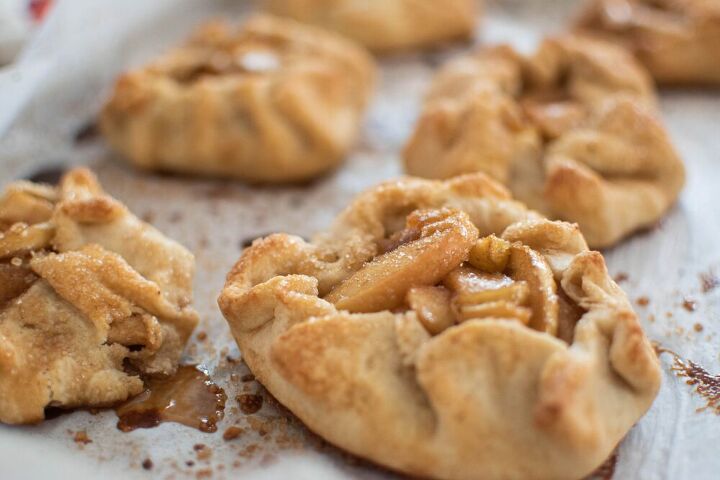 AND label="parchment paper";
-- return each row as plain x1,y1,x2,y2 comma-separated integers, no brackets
1,1,719,479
